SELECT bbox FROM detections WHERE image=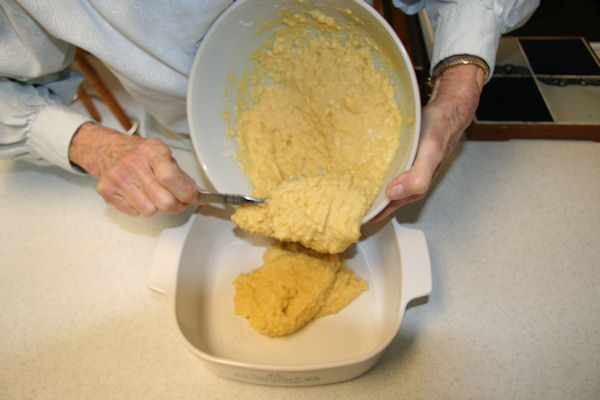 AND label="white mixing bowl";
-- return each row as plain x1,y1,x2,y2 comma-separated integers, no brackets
187,0,421,222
